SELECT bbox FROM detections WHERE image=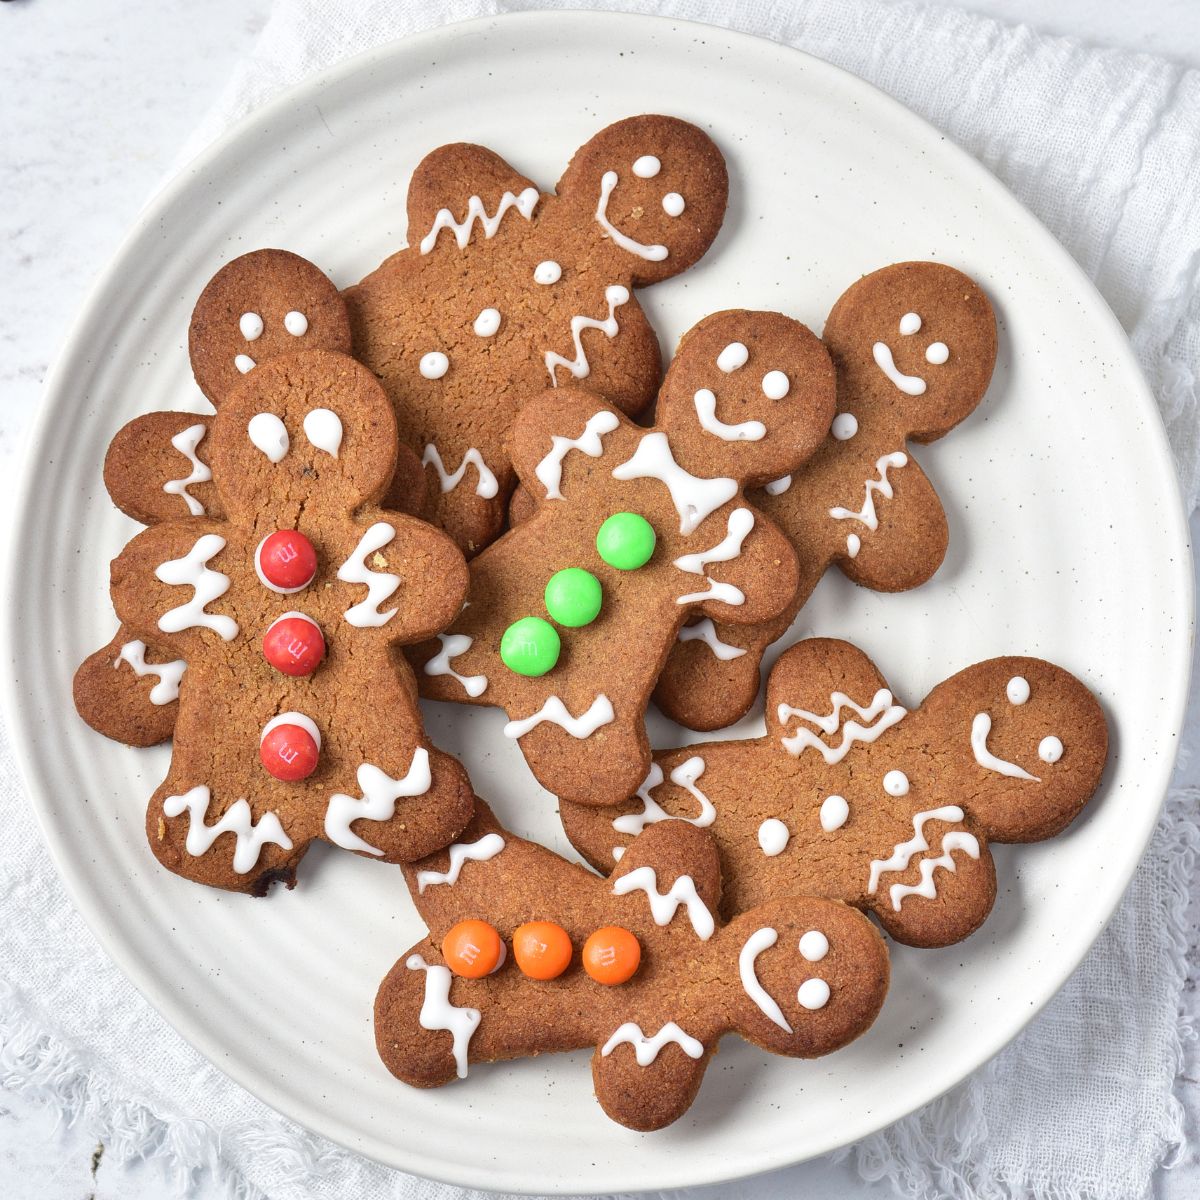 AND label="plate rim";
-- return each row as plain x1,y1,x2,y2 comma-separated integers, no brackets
3,7,1194,1194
